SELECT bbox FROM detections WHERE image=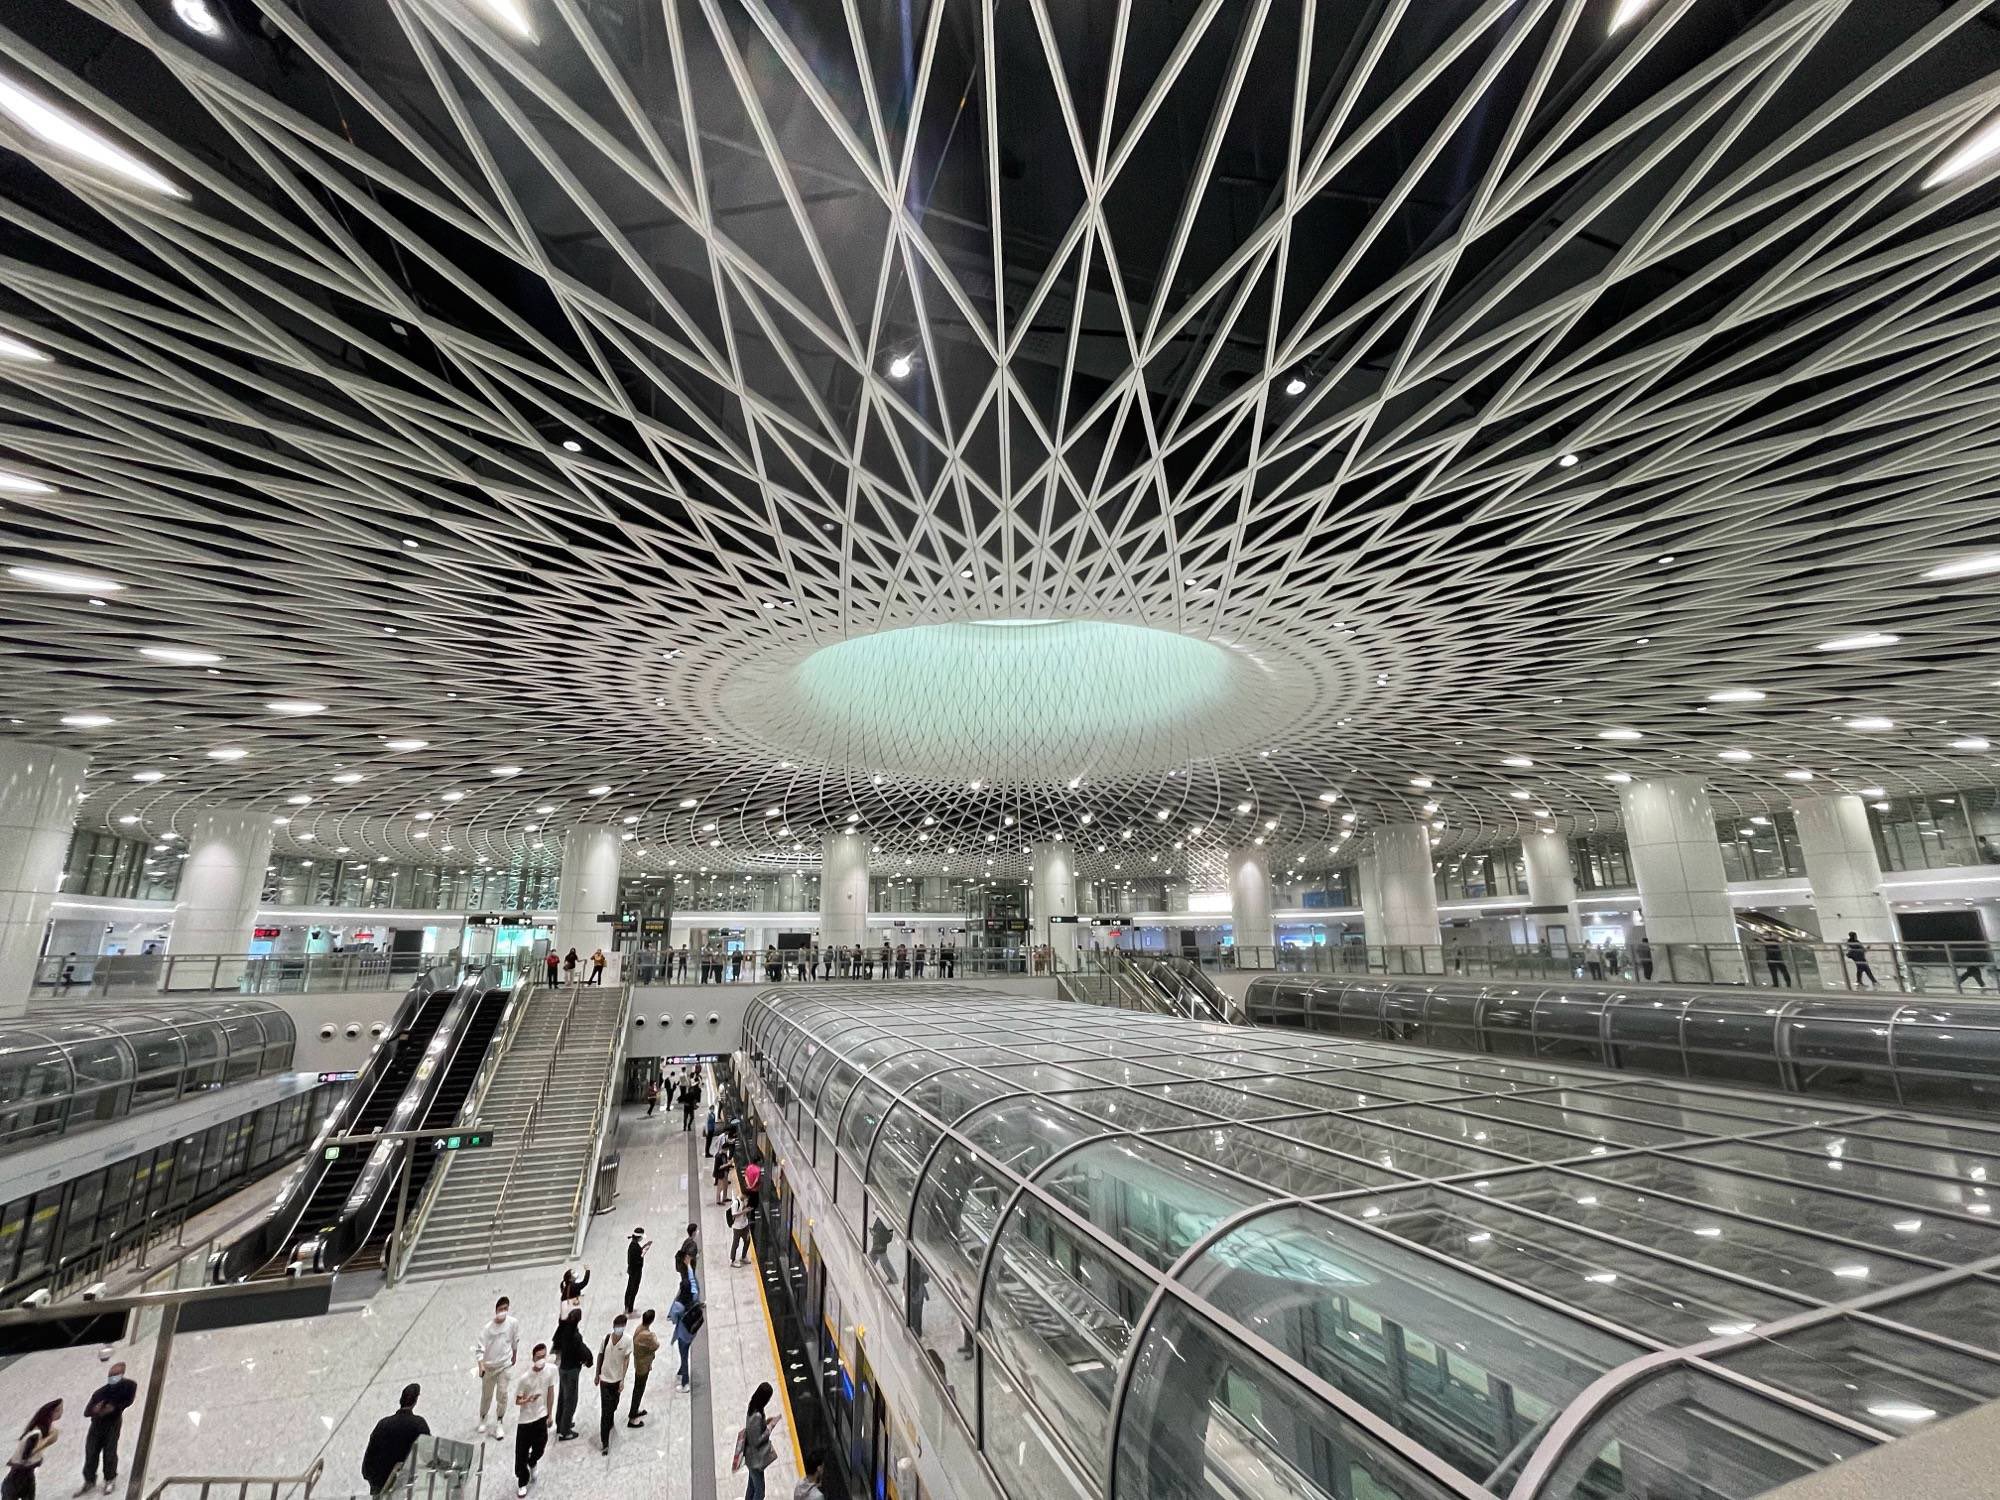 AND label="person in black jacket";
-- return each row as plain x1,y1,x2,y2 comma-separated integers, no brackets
360,1385,429,1498
550,1309,591,1441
